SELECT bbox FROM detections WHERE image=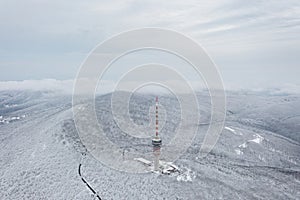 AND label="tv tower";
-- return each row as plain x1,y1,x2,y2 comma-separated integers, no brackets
152,96,162,171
